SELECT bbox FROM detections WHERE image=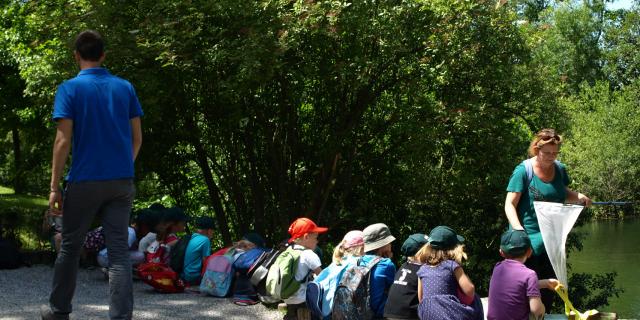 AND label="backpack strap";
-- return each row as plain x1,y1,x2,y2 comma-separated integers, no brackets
359,256,383,273
522,158,563,188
